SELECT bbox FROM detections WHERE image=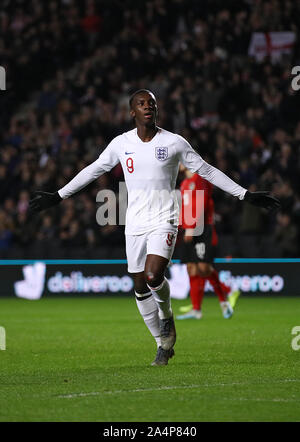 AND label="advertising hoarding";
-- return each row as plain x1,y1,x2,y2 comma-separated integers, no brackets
0,259,299,299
